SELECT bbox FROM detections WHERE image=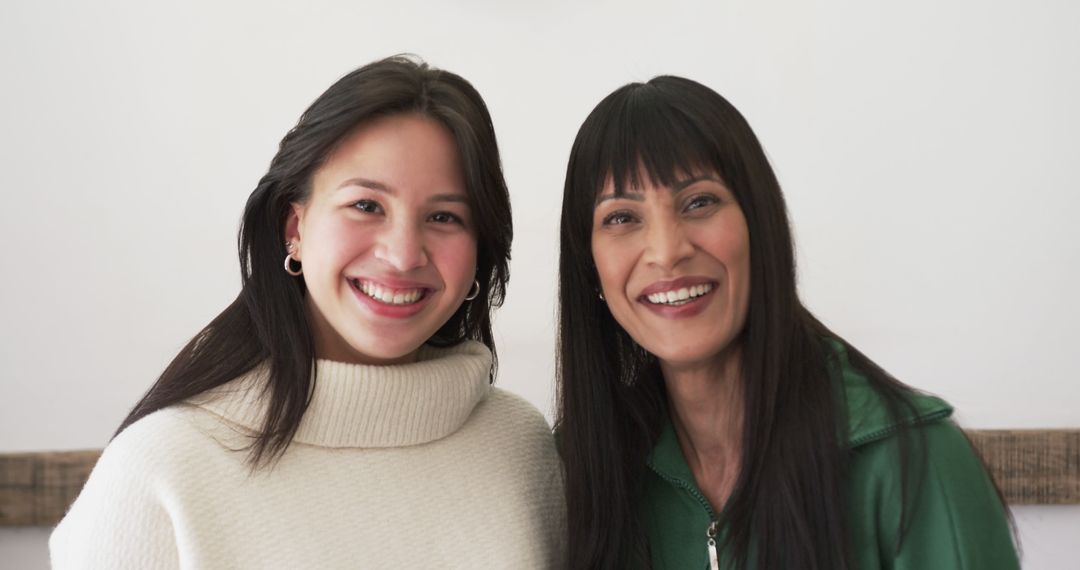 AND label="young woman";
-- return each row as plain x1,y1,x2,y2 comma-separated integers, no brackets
555,76,1018,569
51,56,564,568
